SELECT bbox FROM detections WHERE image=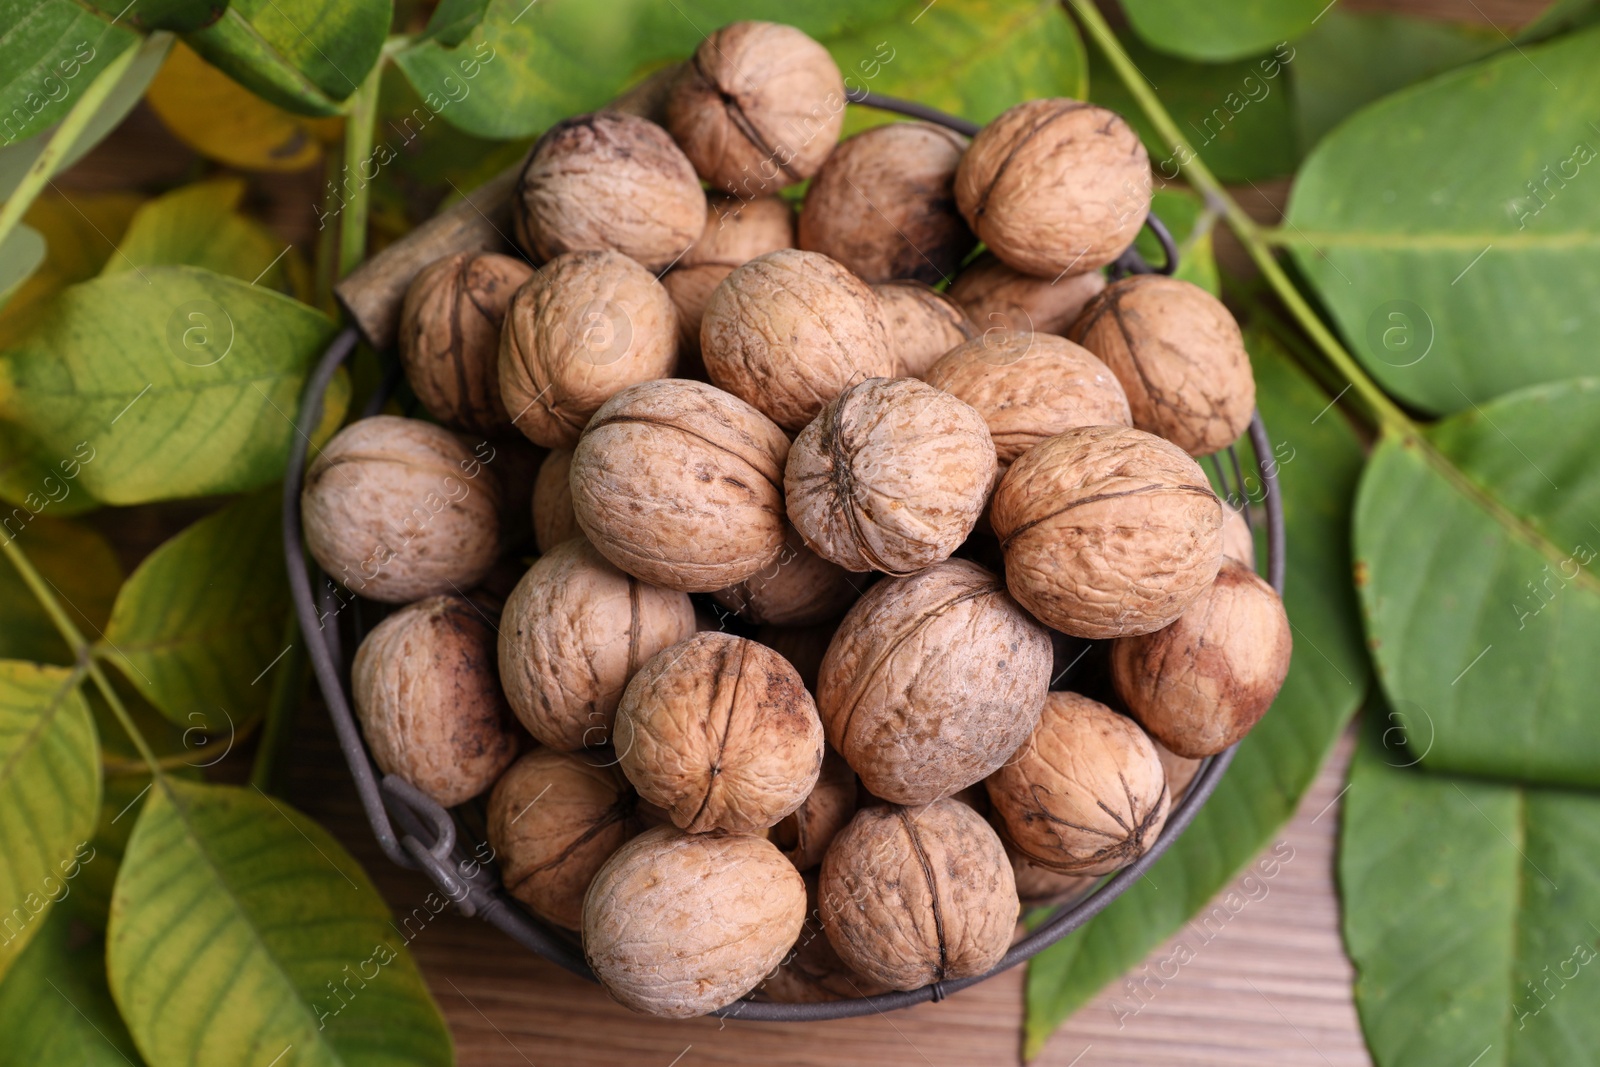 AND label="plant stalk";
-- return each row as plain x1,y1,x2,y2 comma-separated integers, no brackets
249,612,308,792
337,63,384,279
